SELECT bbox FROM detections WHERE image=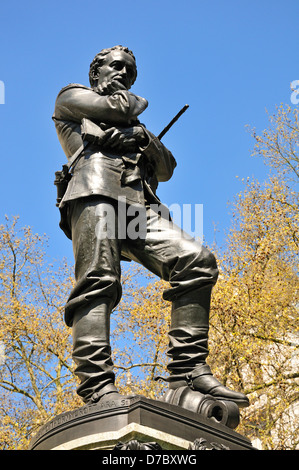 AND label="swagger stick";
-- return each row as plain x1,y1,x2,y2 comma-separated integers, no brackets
158,104,189,140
